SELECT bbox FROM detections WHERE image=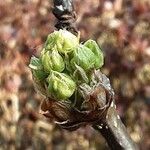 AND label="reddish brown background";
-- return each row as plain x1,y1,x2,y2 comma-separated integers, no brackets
0,0,150,149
